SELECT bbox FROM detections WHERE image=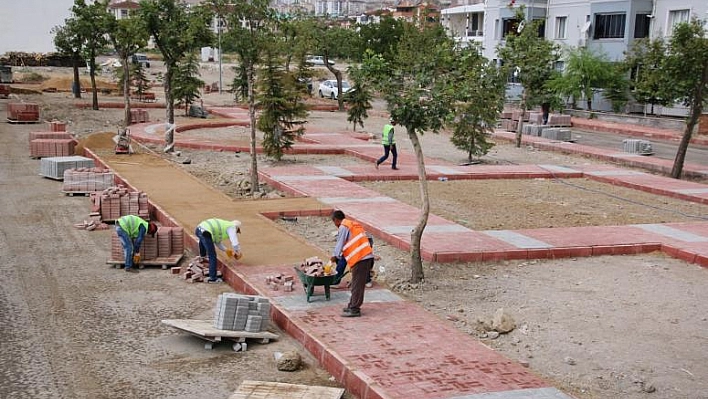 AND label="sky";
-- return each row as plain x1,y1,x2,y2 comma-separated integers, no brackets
0,0,75,54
